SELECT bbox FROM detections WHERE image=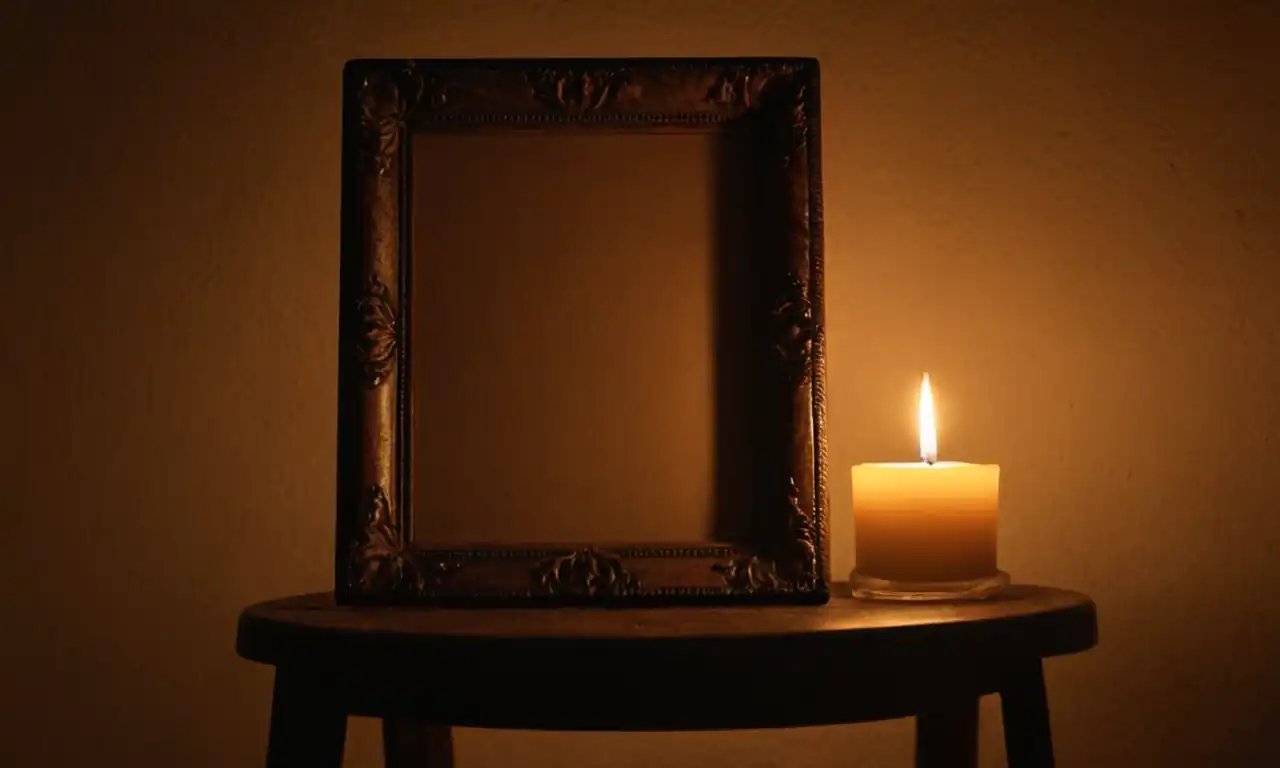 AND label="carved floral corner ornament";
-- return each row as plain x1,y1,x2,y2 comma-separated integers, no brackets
534,547,641,597
704,67,771,110
355,274,397,389
528,68,631,113
357,62,427,178
712,478,818,593
773,275,815,385
784,82,809,166
348,485,459,597
348,485,418,595
712,555,784,592
784,477,819,582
